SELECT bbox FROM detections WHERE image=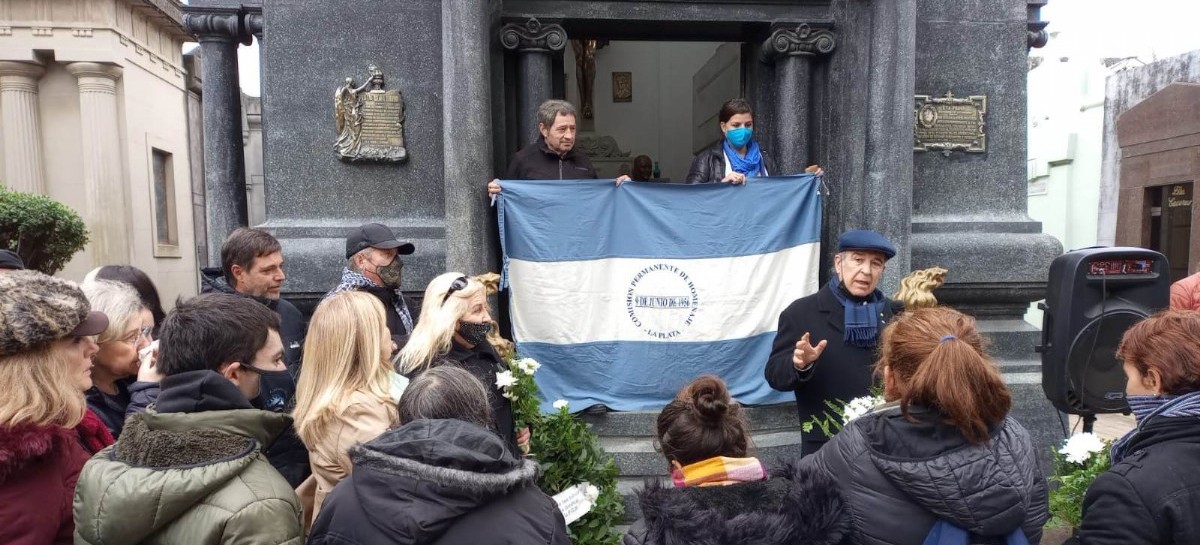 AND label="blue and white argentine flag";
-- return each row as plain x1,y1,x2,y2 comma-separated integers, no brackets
497,175,822,411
